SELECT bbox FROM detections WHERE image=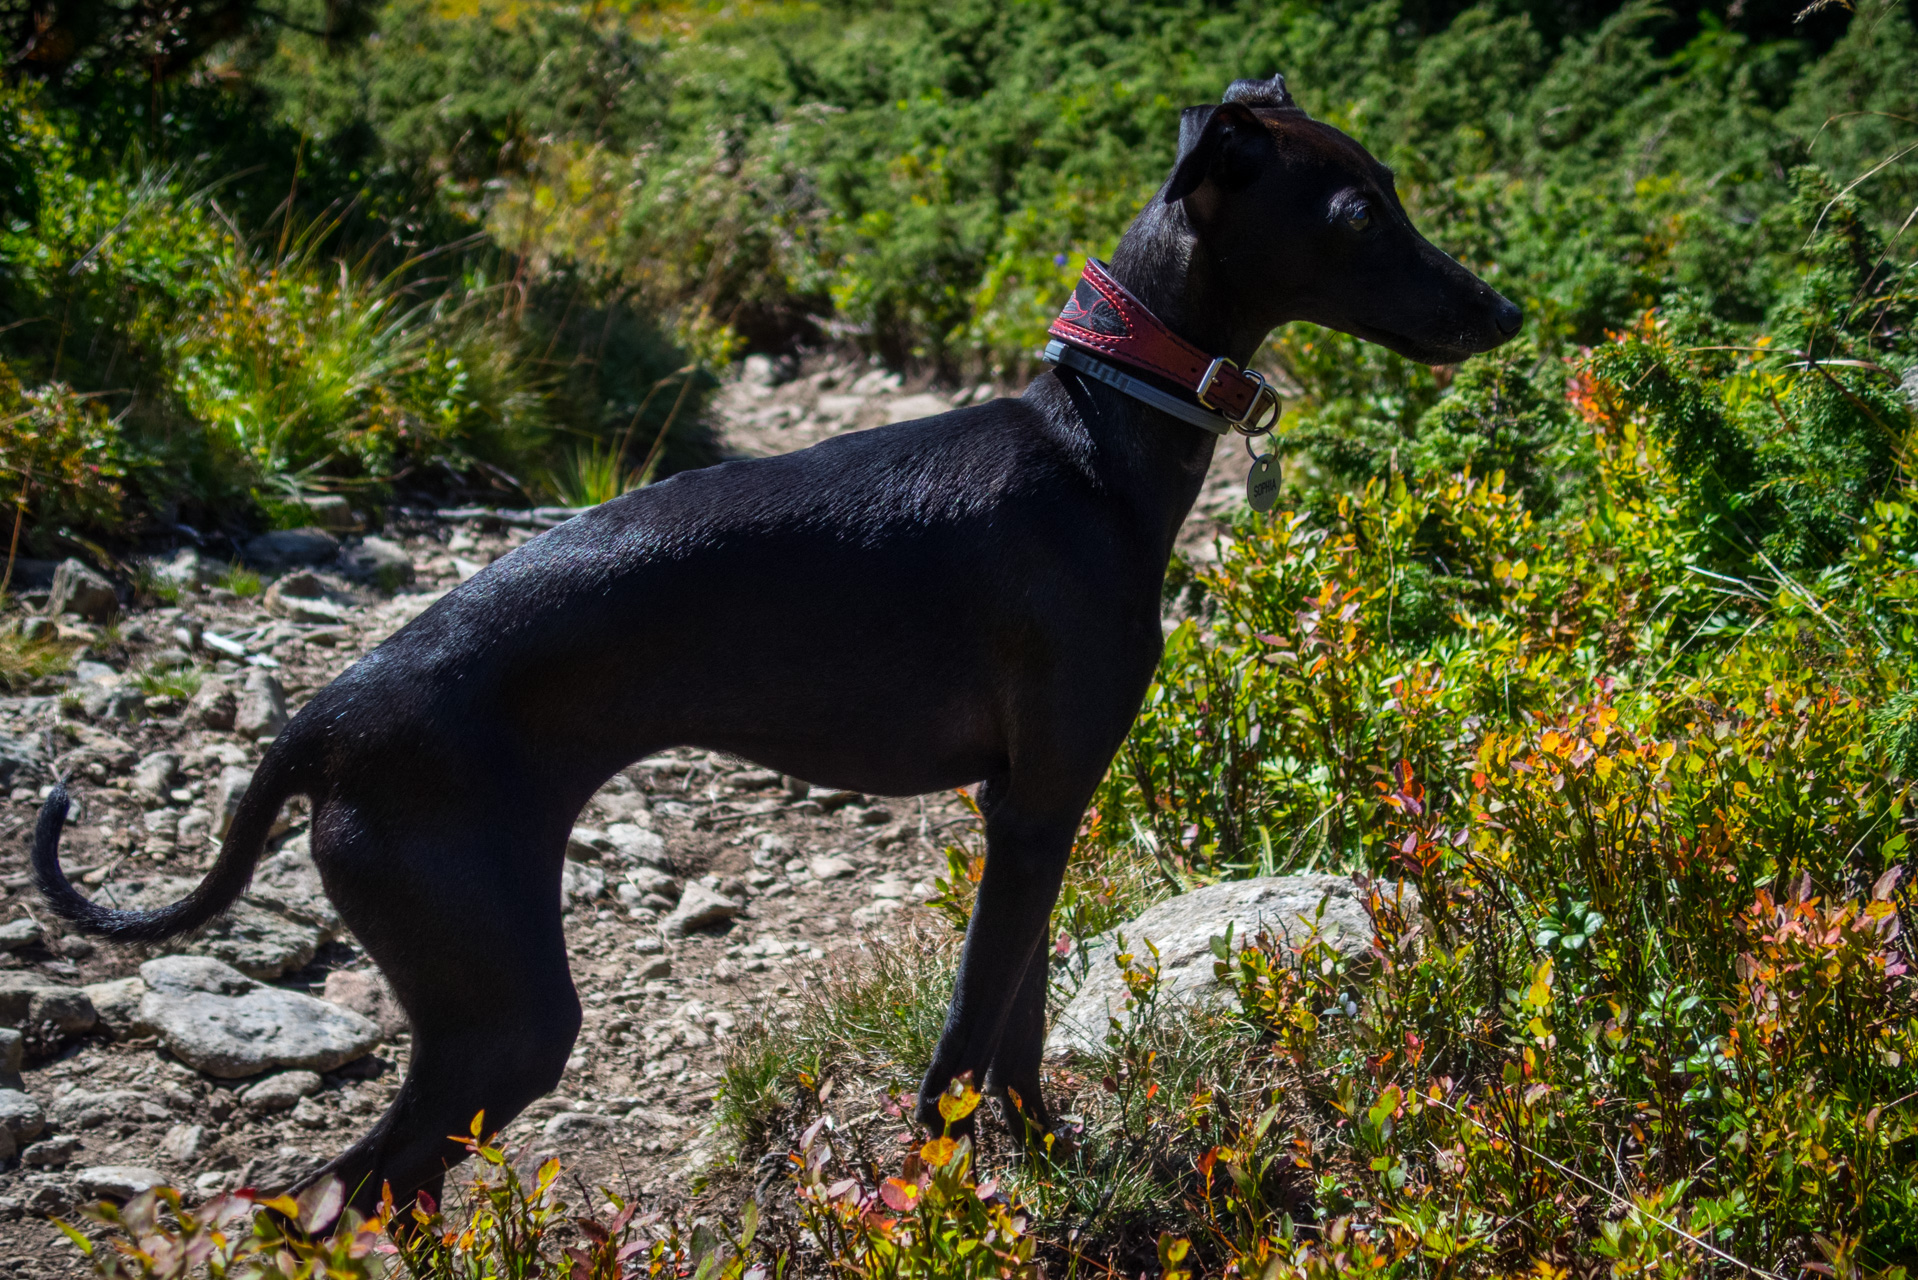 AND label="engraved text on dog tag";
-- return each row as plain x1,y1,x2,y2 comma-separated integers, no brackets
1247,454,1281,513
